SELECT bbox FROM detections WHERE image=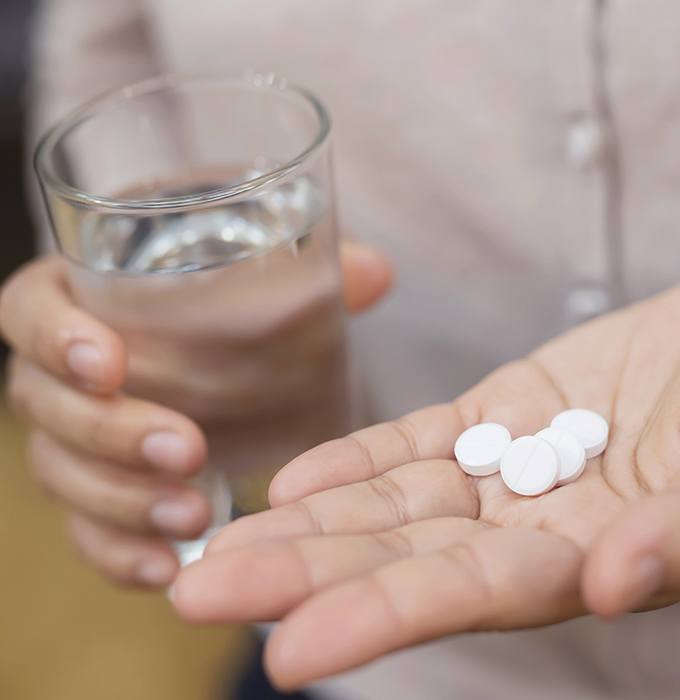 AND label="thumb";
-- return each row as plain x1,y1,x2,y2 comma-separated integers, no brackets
340,241,393,313
583,365,680,617
582,488,680,617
